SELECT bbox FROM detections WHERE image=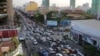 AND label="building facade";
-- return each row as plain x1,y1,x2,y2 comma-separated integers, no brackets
24,1,38,12
76,3,90,12
42,0,49,7
0,0,14,25
50,4,58,11
71,20,100,51
91,0,100,20
91,0,98,15
70,0,75,9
